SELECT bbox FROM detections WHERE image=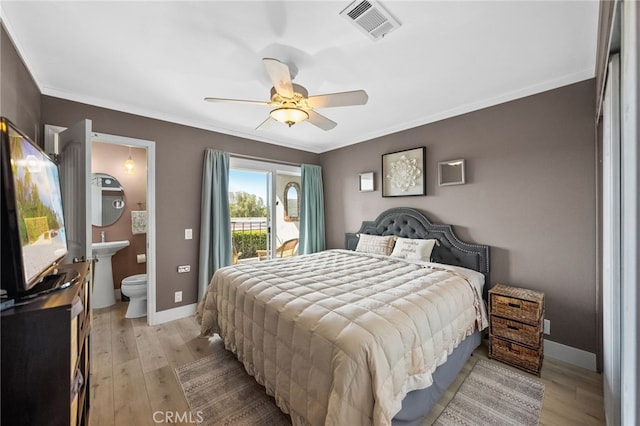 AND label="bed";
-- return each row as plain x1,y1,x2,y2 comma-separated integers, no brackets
197,207,490,426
